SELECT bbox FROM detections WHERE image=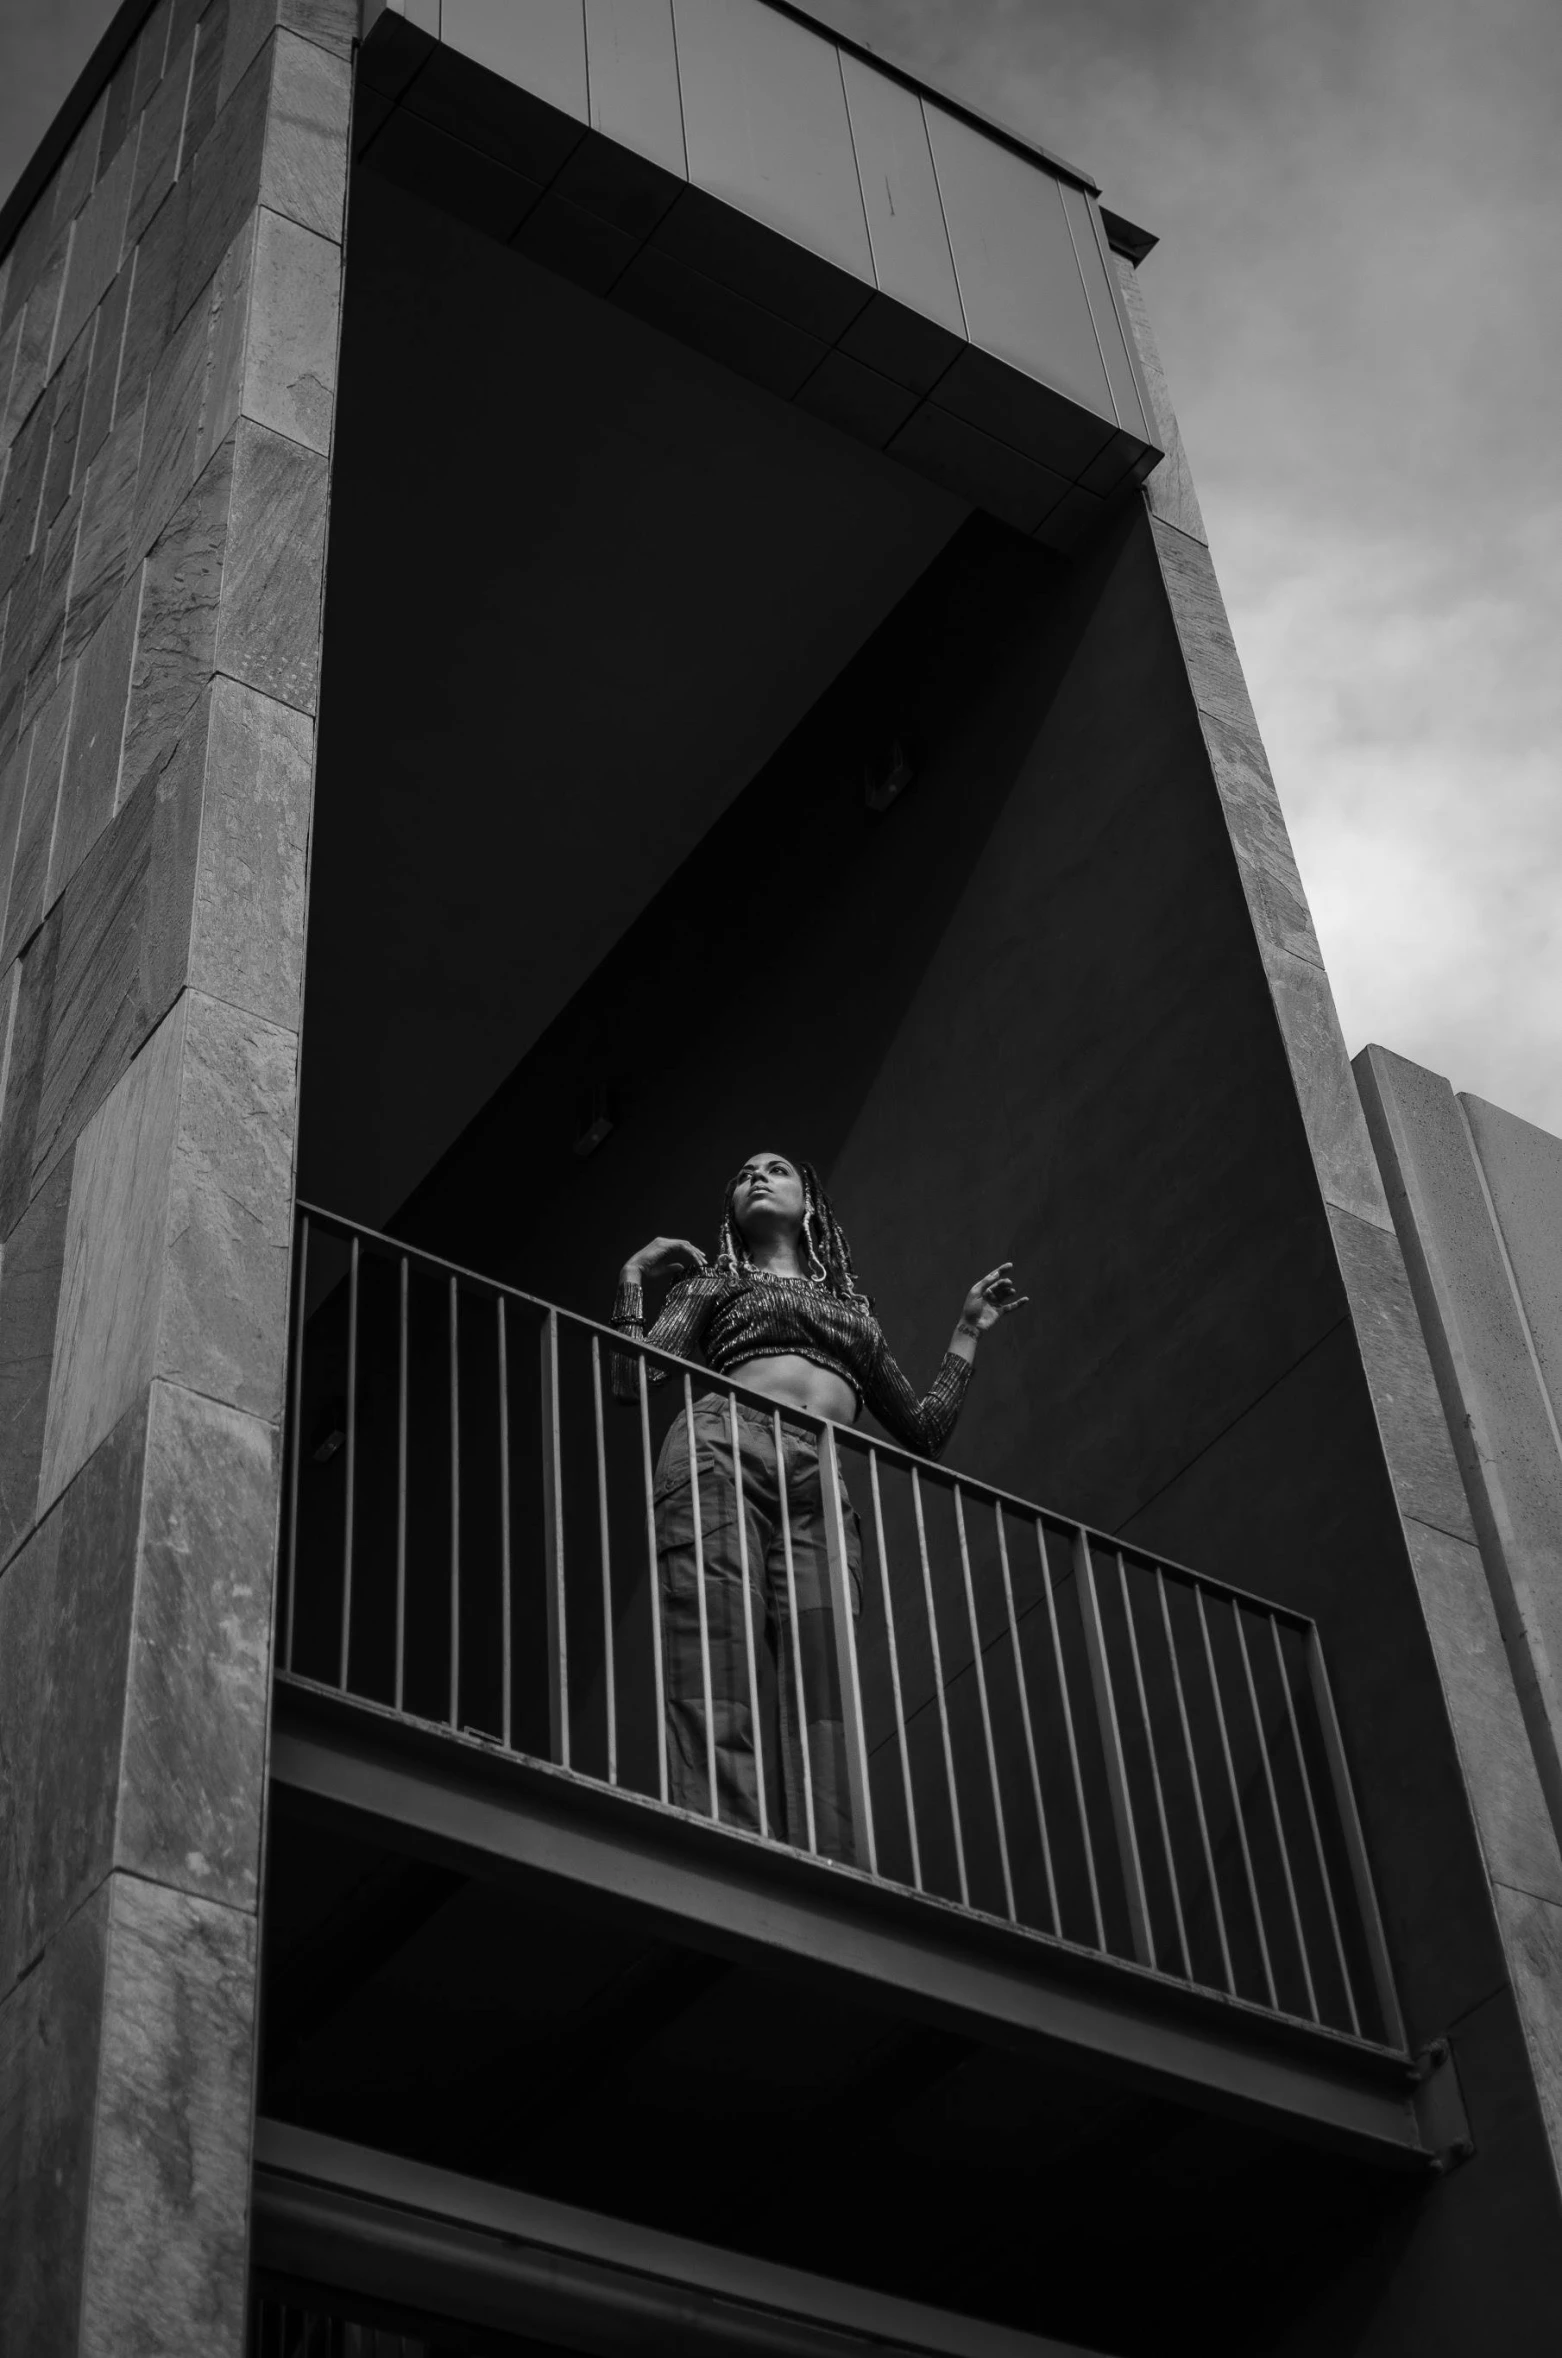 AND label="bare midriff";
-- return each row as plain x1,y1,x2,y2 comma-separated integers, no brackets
731,1352,858,1425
